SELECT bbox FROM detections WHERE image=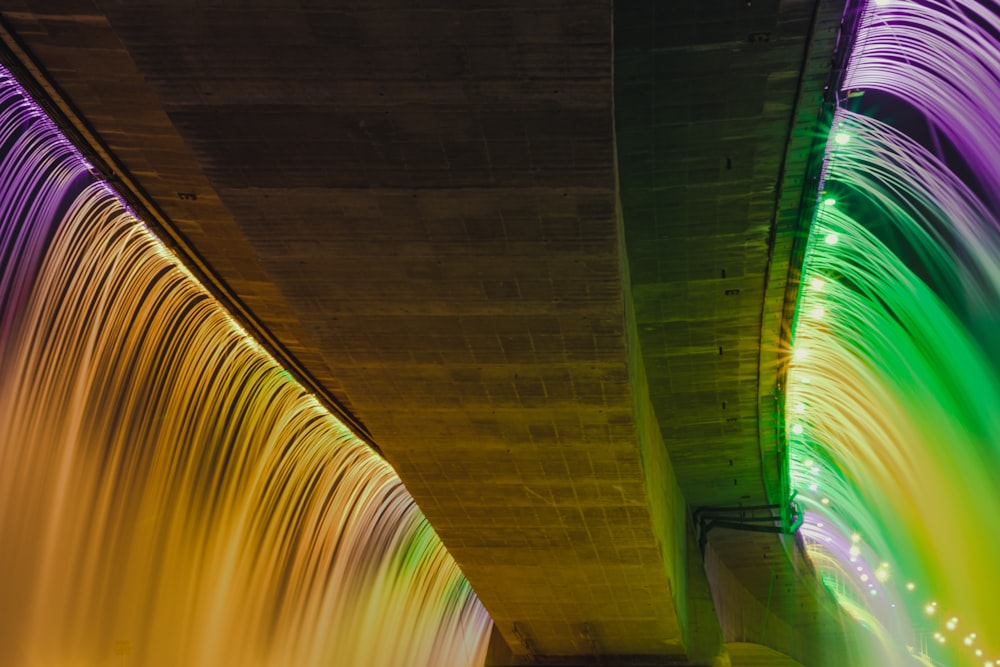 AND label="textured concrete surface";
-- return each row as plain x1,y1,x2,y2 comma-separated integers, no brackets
0,0,854,663
615,0,844,510
0,0,687,659
614,1,854,664
727,642,805,667
703,536,852,667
